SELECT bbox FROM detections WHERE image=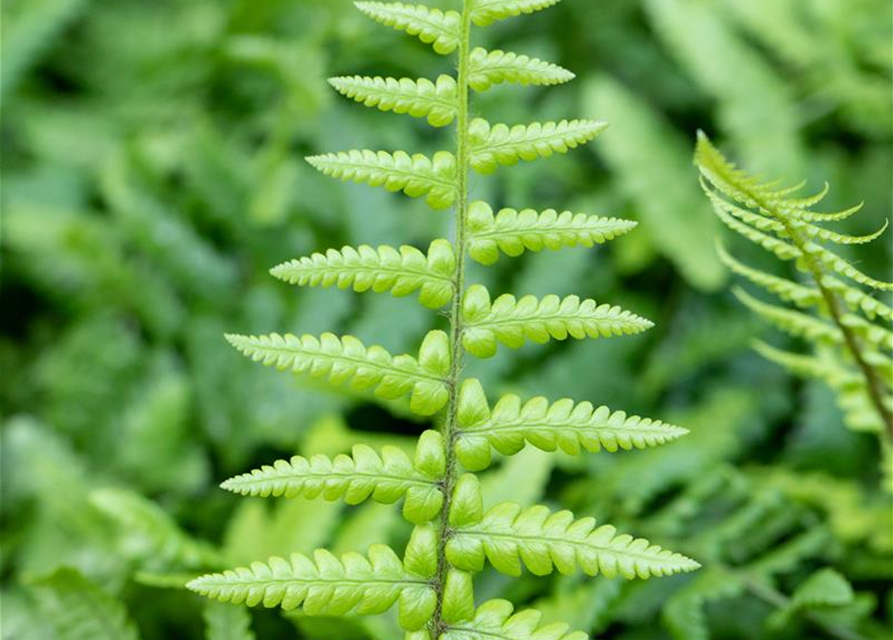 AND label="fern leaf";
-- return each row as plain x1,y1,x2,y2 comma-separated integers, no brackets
733,287,841,345
467,201,636,265
31,568,140,640
270,240,455,309
752,341,861,387
804,242,893,291
203,601,255,640
467,47,574,92
823,276,893,323
328,75,458,127
468,118,607,175
446,499,700,578
187,545,436,631
355,2,461,54
790,568,854,610
461,284,653,358
839,314,893,353
794,218,889,246
716,240,822,309
454,378,687,470
470,0,563,27
226,330,450,415
306,150,456,210
220,433,446,524
442,599,587,640
788,202,865,223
